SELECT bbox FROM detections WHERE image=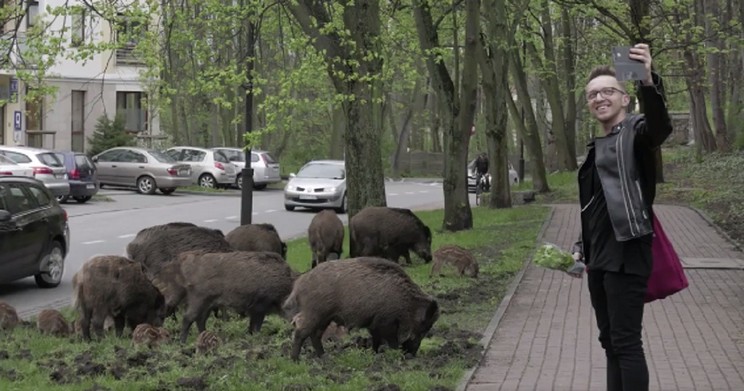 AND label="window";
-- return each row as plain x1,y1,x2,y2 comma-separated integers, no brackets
74,154,94,170
1,151,32,164
28,185,51,207
27,0,39,28
165,149,181,160
25,96,44,131
251,153,259,163
116,91,147,132
36,153,64,168
121,150,146,163
71,9,86,47
182,149,206,162
213,151,229,163
116,13,144,46
71,90,85,152
4,184,35,214
96,150,123,162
